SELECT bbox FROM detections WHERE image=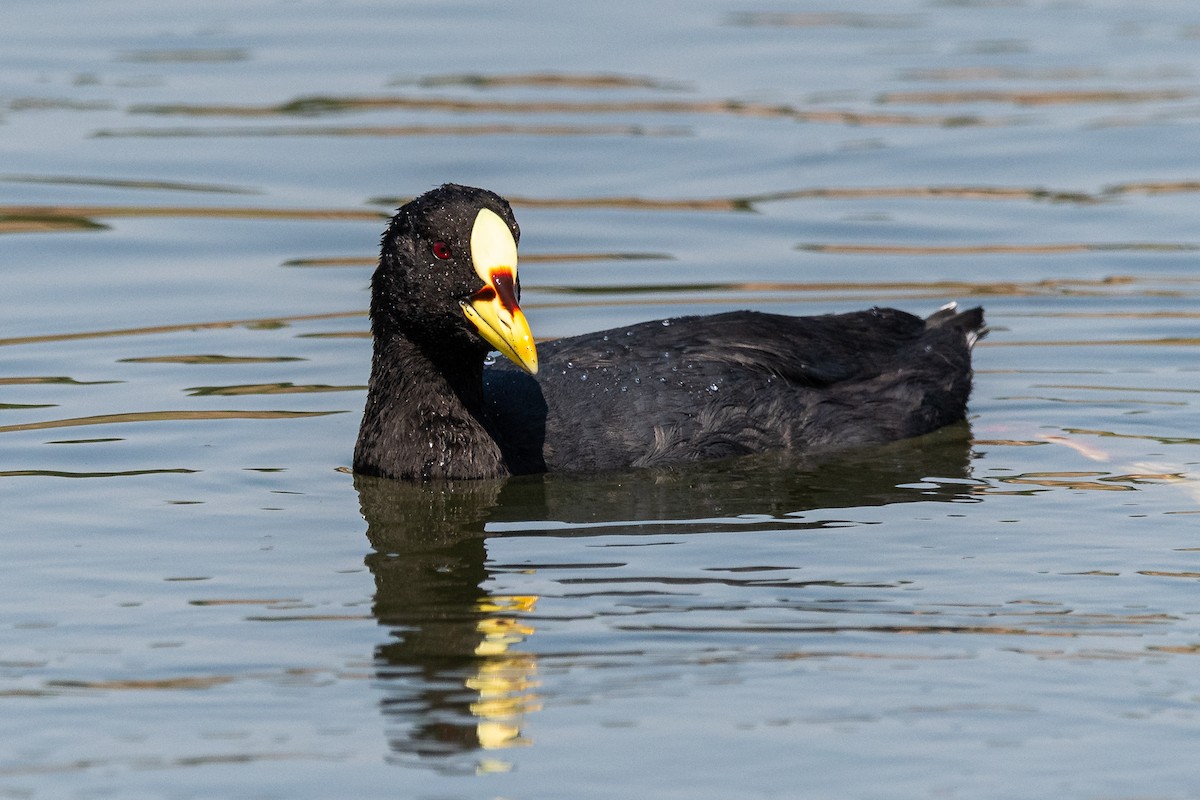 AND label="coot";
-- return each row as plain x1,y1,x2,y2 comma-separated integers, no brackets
353,183,984,481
